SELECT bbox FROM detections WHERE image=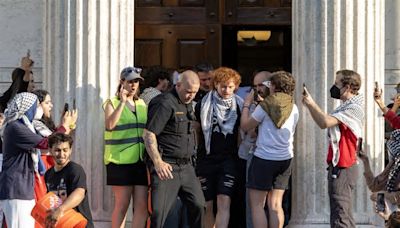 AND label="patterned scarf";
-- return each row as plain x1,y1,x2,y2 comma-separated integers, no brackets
328,94,364,167
0,92,43,174
387,129,400,192
200,90,243,154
